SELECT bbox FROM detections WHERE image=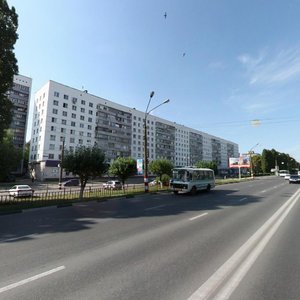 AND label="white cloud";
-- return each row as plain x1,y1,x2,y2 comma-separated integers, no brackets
238,47,300,86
